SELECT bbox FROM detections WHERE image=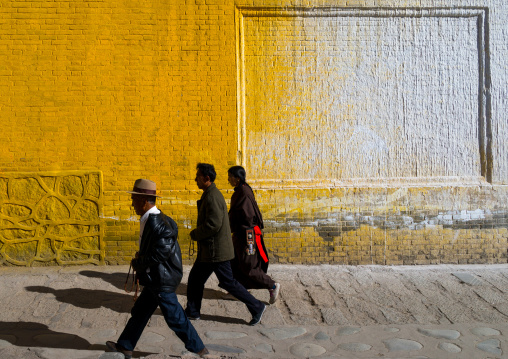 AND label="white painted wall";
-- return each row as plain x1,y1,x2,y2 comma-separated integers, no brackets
237,3,507,185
